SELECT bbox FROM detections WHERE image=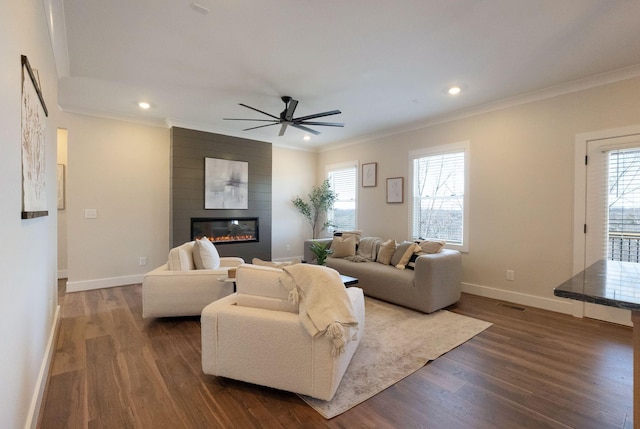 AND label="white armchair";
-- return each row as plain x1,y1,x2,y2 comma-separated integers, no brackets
142,241,244,318
201,264,365,401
